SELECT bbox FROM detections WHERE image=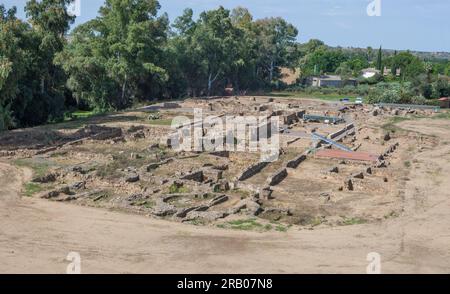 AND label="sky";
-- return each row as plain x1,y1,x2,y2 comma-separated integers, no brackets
4,0,450,52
